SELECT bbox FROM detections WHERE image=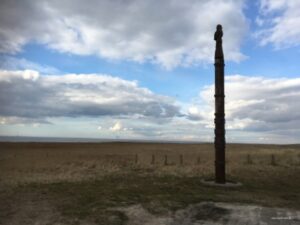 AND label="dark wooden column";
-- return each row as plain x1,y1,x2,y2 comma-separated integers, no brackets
214,24,226,184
